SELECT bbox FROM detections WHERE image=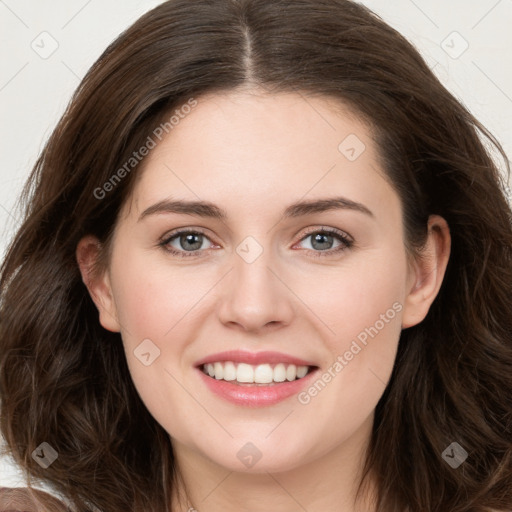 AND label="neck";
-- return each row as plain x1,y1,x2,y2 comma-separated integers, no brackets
170,414,378,512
